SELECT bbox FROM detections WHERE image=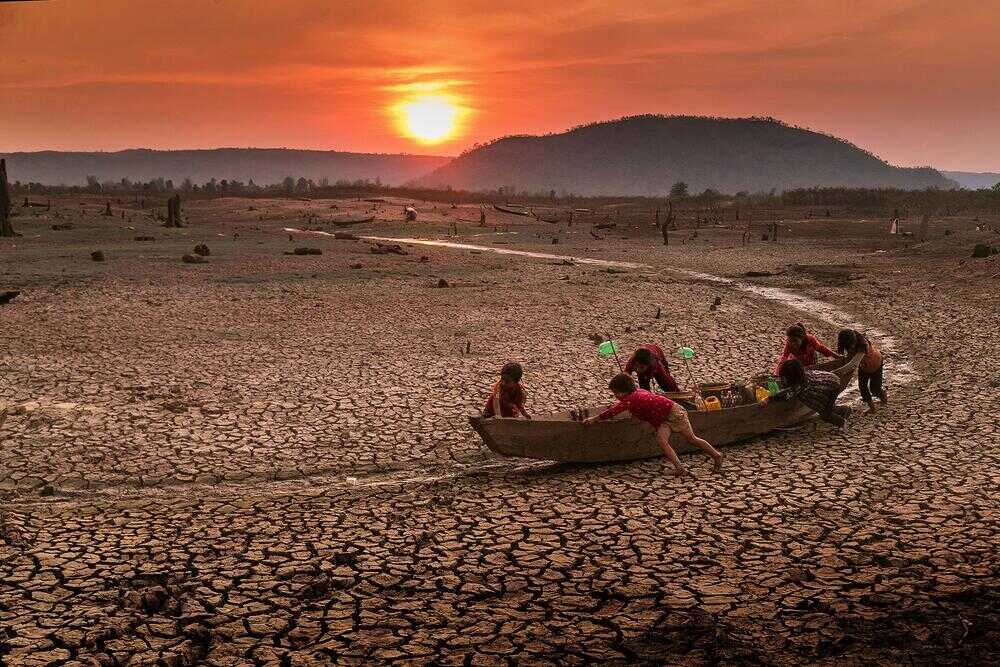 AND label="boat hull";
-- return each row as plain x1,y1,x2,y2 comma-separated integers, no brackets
469,354,862,463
